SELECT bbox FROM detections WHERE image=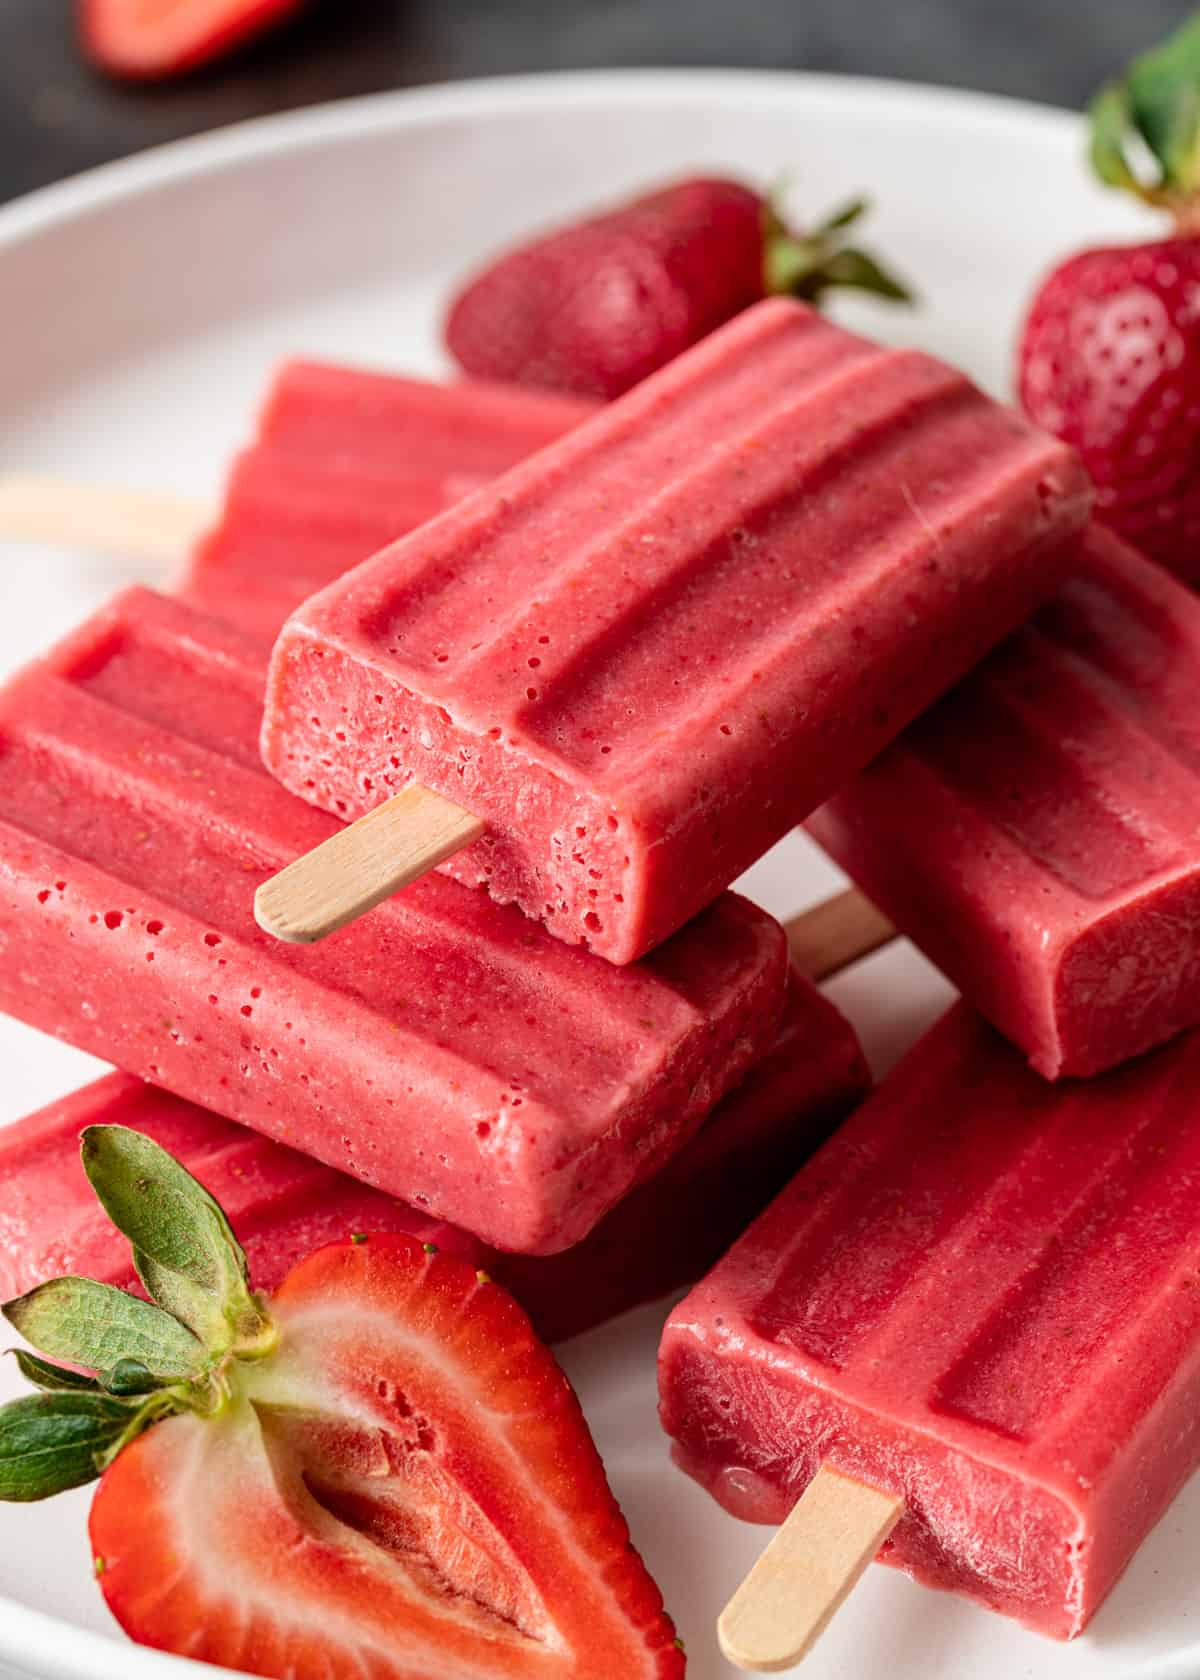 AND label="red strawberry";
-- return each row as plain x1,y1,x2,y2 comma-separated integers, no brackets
1017,14,1200,578
80,0,304,81
0,1127,683,1680
445,175,910,400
